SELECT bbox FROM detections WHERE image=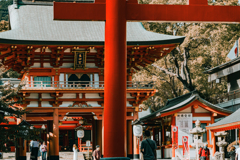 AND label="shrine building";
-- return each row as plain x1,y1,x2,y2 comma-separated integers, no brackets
204,47,240,159
140,91,231,160
0,0,185,159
